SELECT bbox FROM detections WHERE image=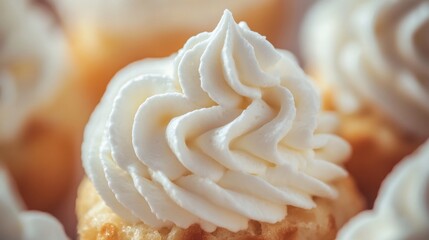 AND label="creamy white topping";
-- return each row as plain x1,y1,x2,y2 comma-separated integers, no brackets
301,0,429,136
0,166,69,240
83,10,350,232
337,140,429,239
0,0,67,141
